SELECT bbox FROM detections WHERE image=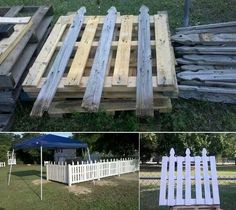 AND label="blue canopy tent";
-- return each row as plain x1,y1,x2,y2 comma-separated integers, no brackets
8,134,90,200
